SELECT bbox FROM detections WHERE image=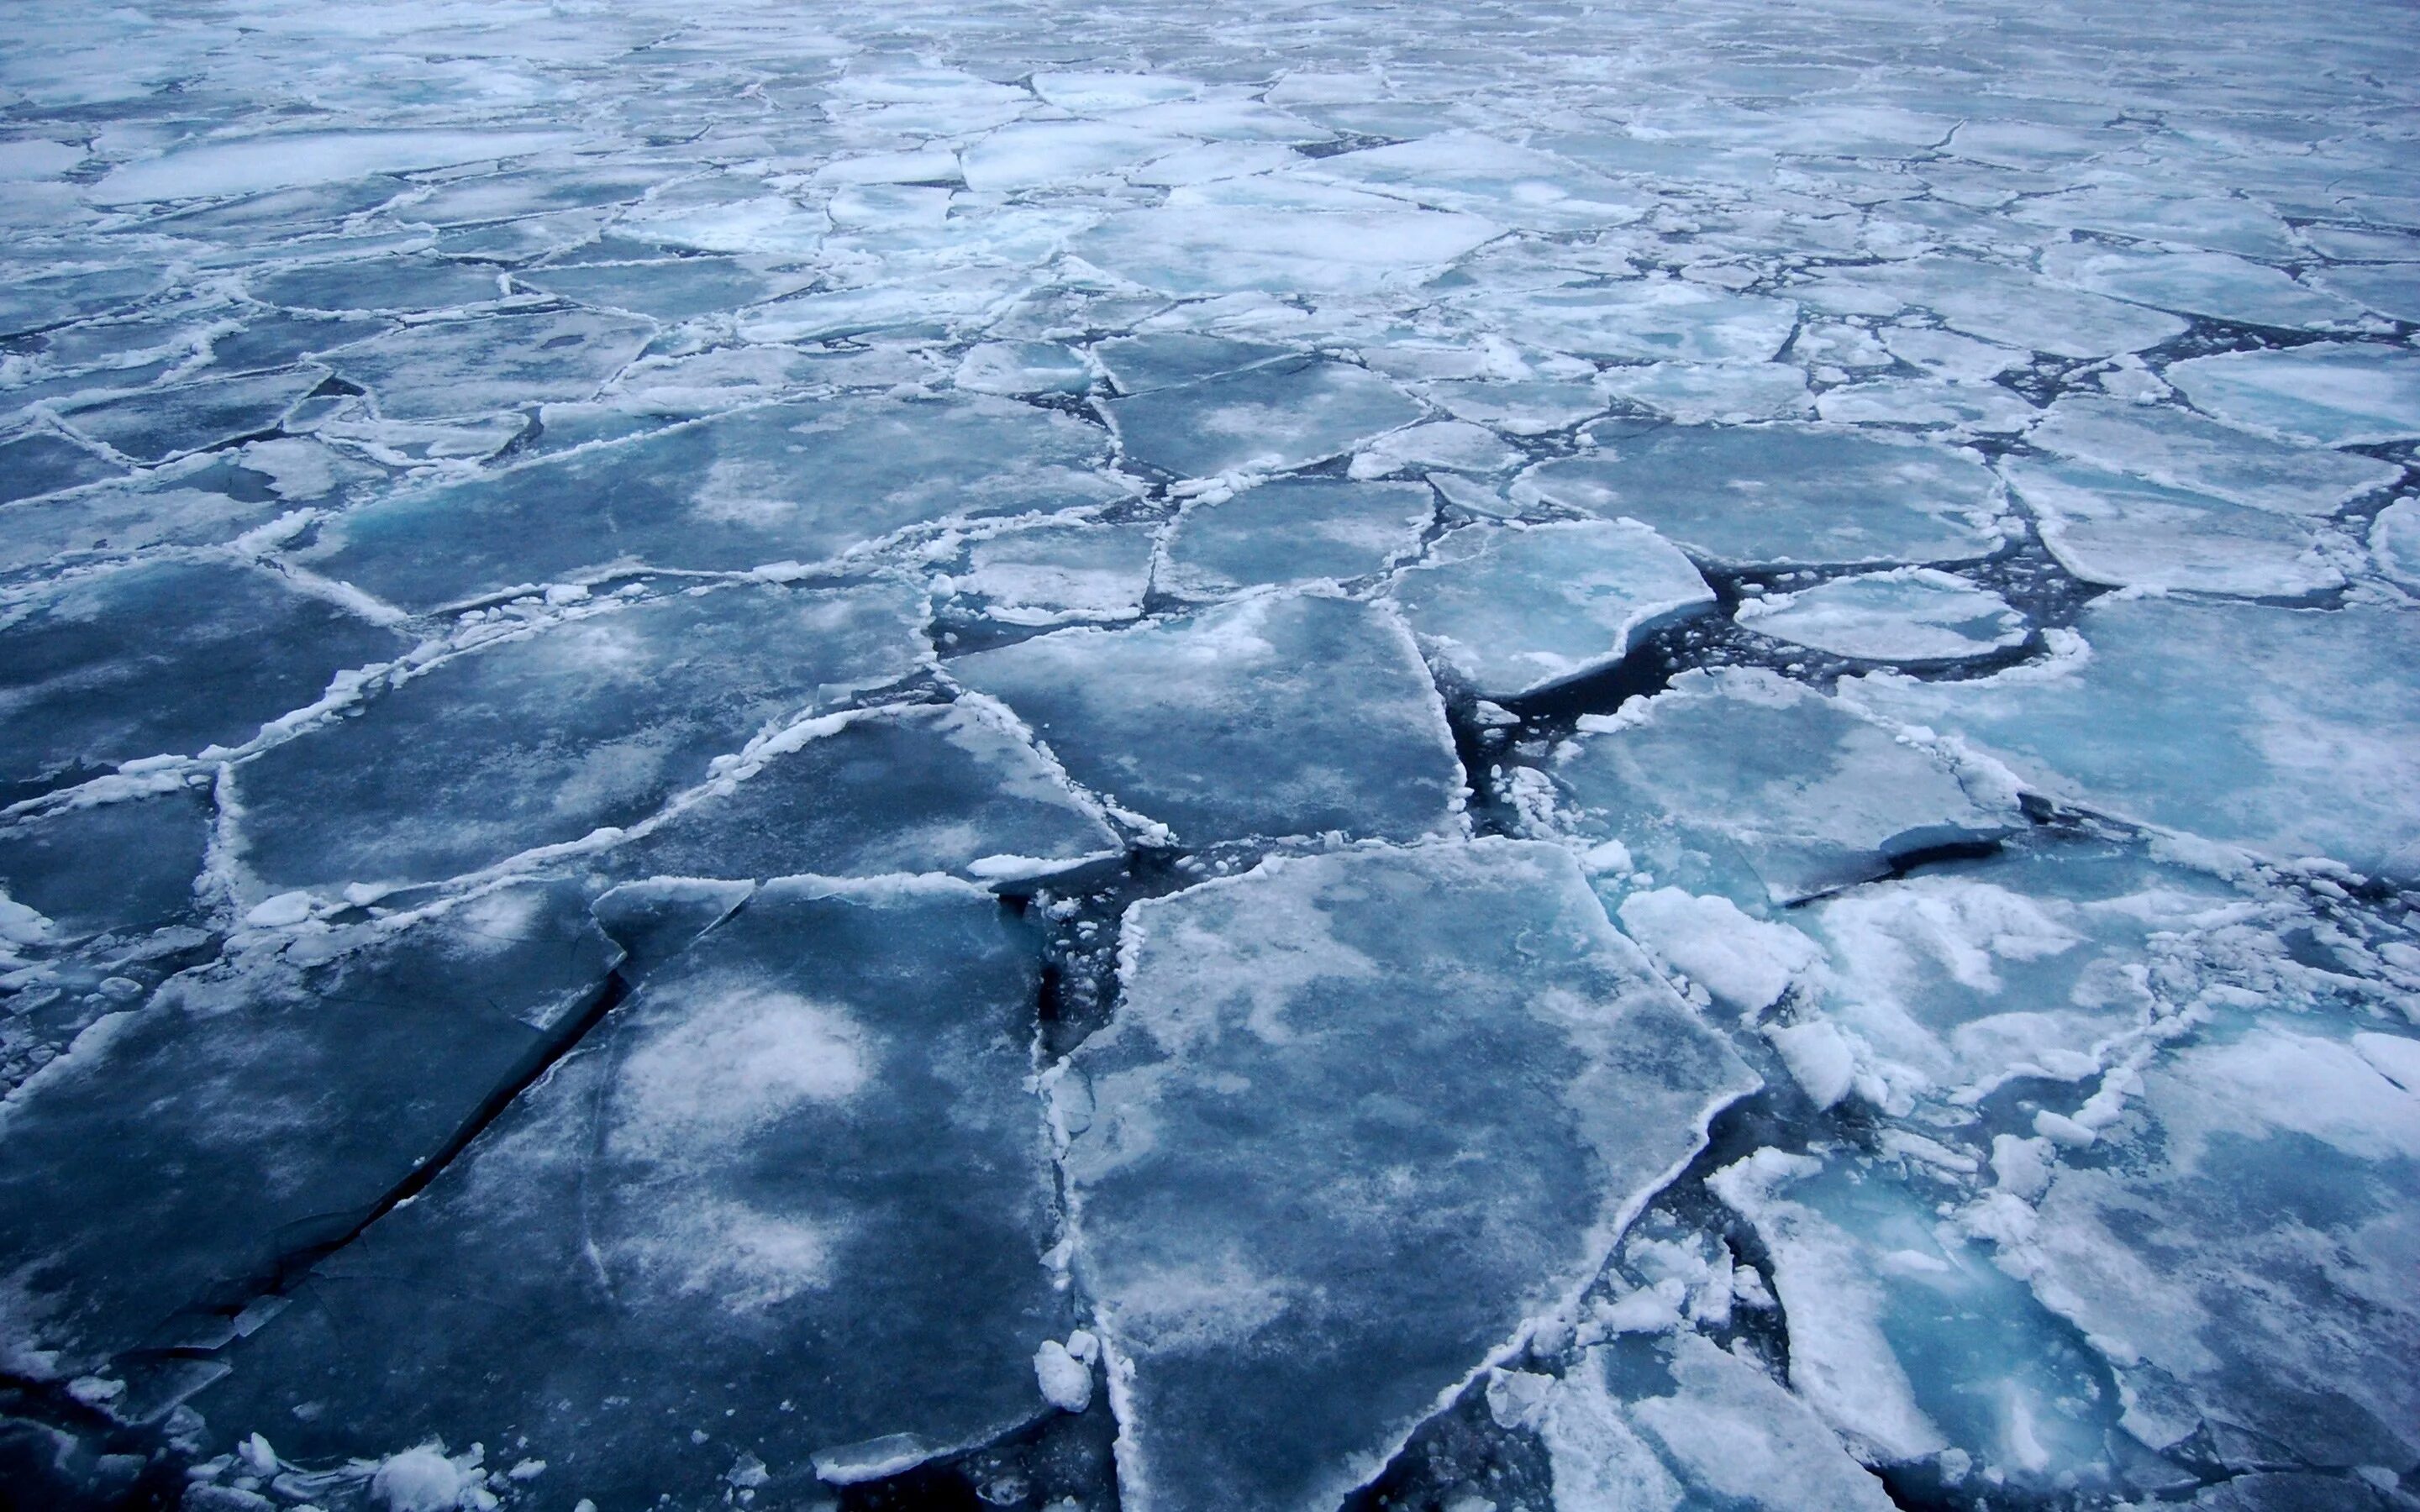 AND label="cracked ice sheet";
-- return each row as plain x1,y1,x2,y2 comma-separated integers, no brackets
197,875,1071,1504
1053,839,1753,1512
